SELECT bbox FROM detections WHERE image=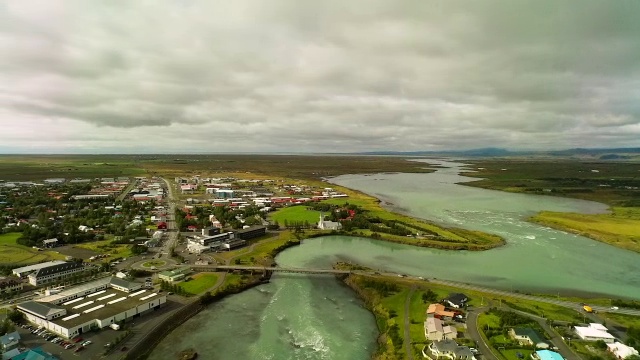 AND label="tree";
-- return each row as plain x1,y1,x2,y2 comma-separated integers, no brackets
422,289,437,303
